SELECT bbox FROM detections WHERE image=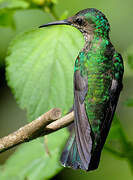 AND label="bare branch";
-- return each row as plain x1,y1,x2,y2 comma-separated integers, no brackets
0,108,74,154
44,111,74,134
